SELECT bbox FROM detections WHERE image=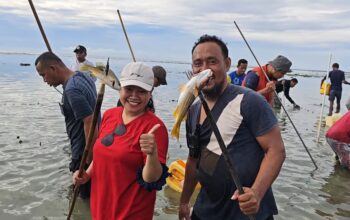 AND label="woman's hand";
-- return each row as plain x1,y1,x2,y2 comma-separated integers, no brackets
139,124,160,155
